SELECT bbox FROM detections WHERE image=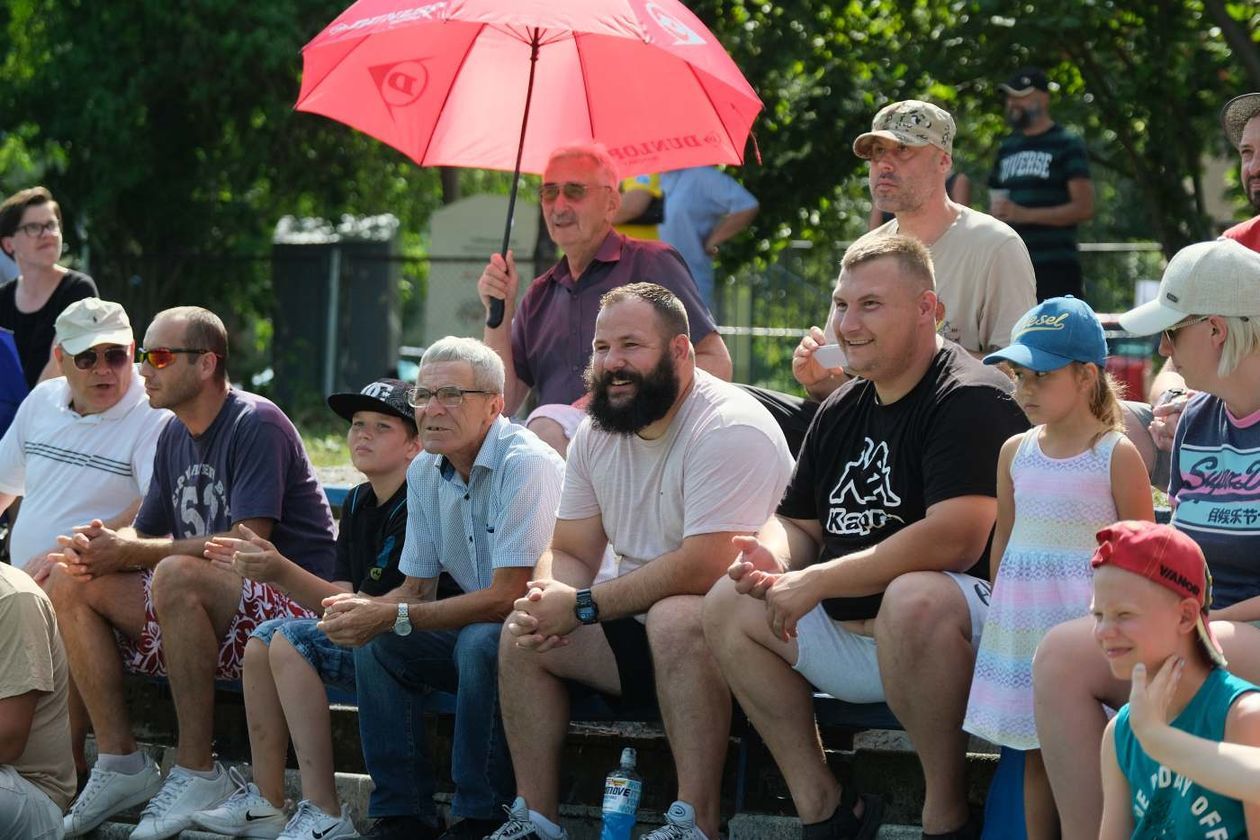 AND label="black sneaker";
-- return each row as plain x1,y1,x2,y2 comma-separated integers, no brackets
361,814,443,840
921,811,982,840
438,817,506,839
